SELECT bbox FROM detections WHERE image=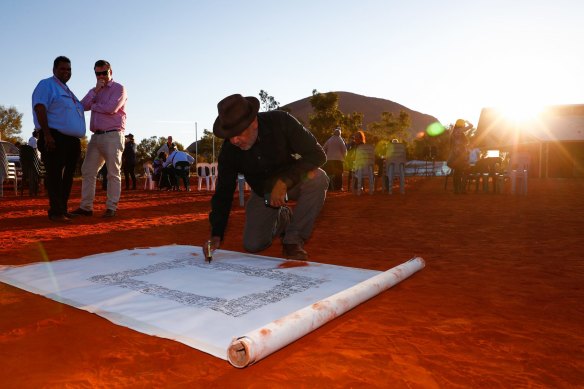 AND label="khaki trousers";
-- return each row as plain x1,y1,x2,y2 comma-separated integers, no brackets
79,131,124,211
